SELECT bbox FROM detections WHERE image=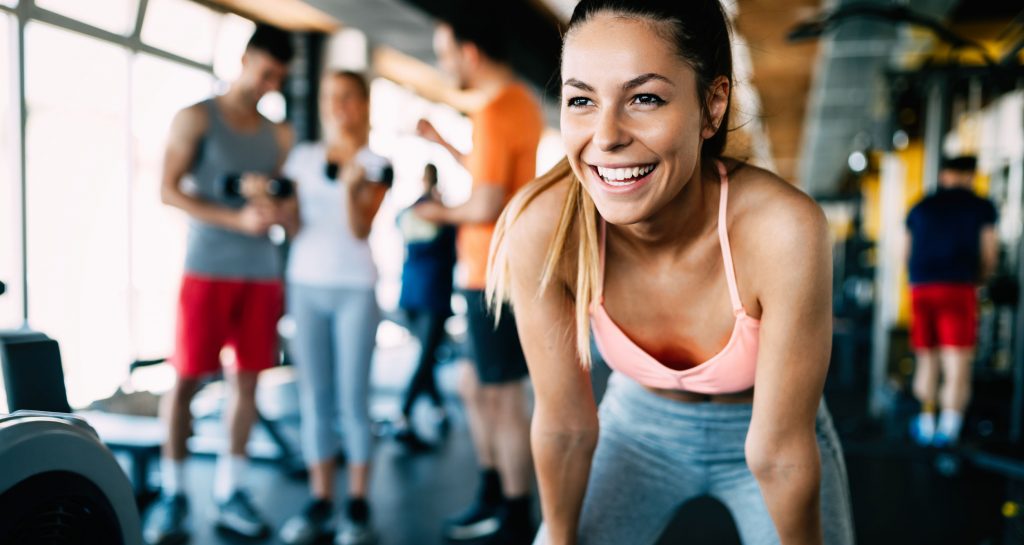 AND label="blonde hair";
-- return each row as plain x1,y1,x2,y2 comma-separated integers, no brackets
487,2,735,370
486,157,602,369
